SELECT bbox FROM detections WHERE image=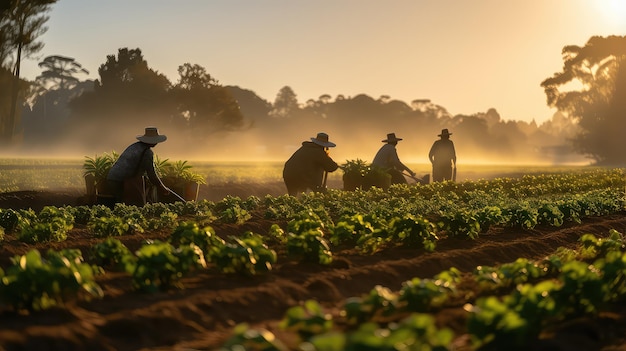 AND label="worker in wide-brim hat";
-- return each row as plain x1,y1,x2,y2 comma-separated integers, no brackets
429,128,457,182
283,132,338,196
372,132,416,185
106,127,171,207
